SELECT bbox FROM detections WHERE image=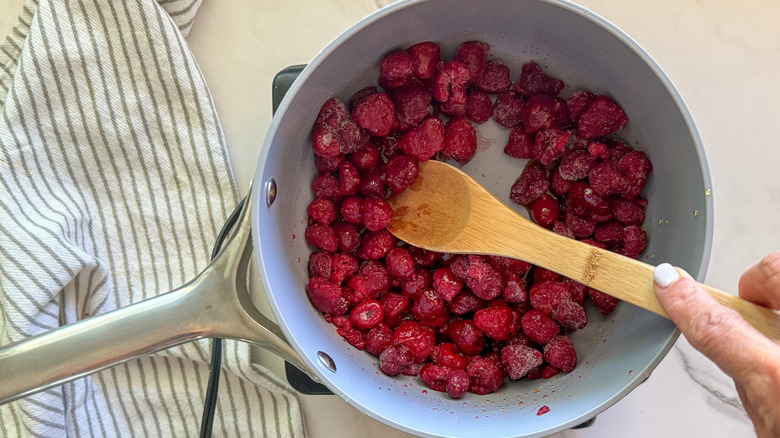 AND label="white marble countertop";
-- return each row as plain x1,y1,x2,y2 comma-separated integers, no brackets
2,0,773,436
182,1,778,437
